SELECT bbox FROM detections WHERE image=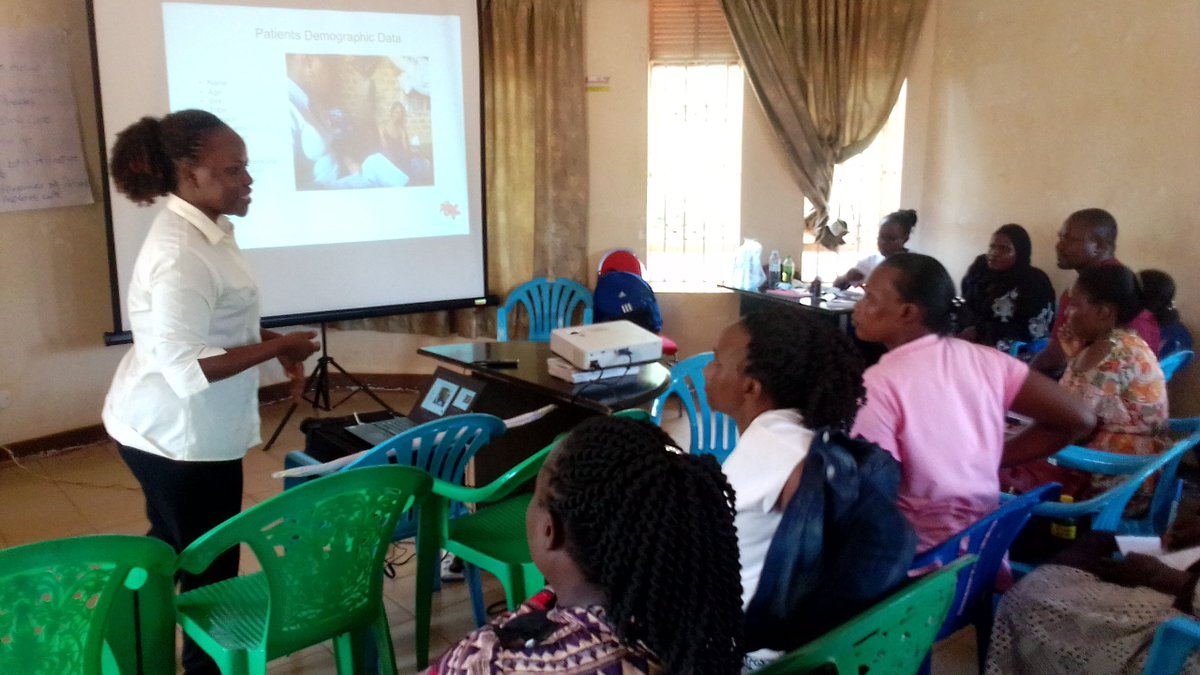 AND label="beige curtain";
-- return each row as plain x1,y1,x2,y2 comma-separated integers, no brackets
341,0,588,338
720,0,927,246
